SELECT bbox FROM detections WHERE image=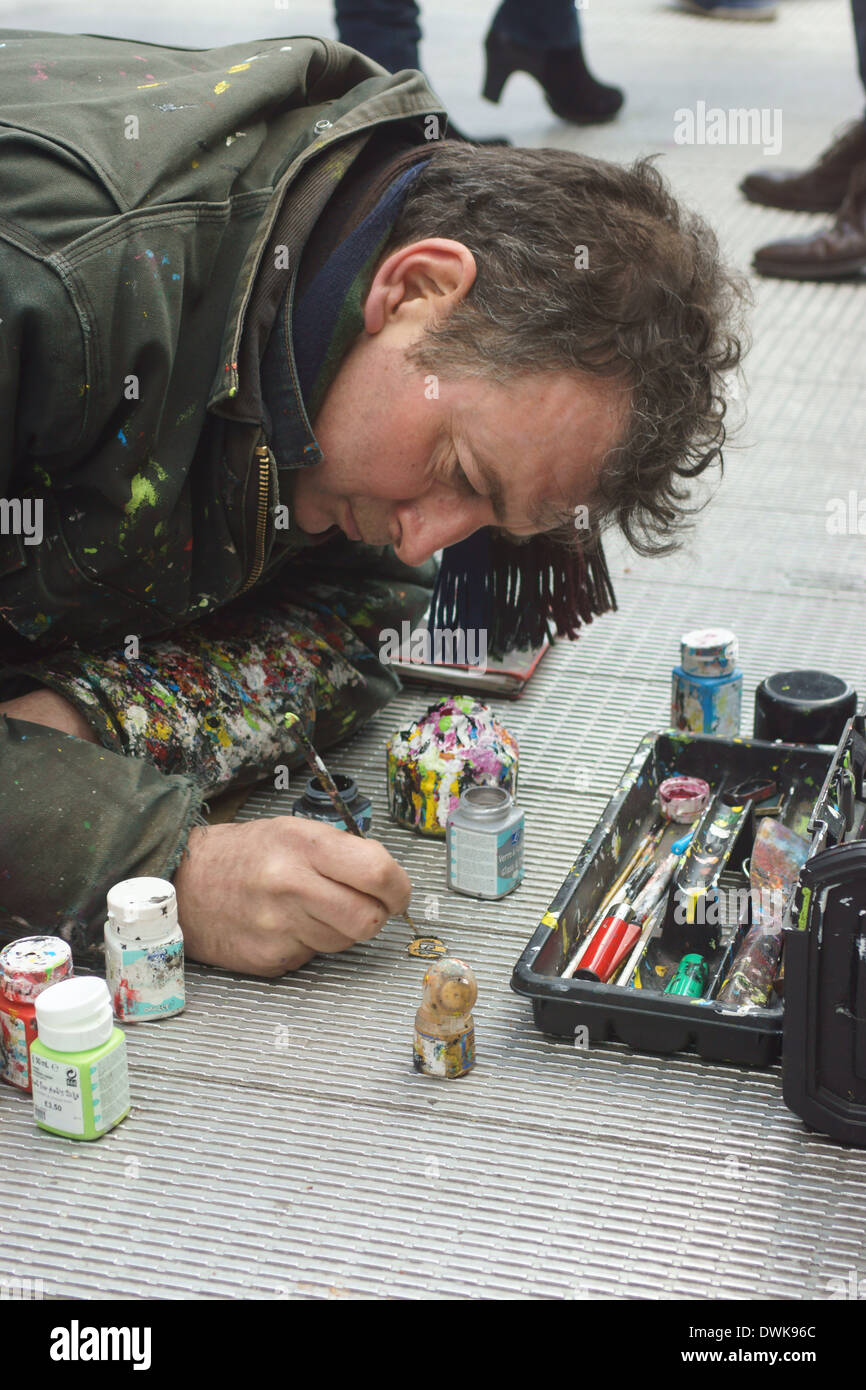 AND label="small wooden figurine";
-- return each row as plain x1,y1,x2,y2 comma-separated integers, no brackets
413,957,477,1079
